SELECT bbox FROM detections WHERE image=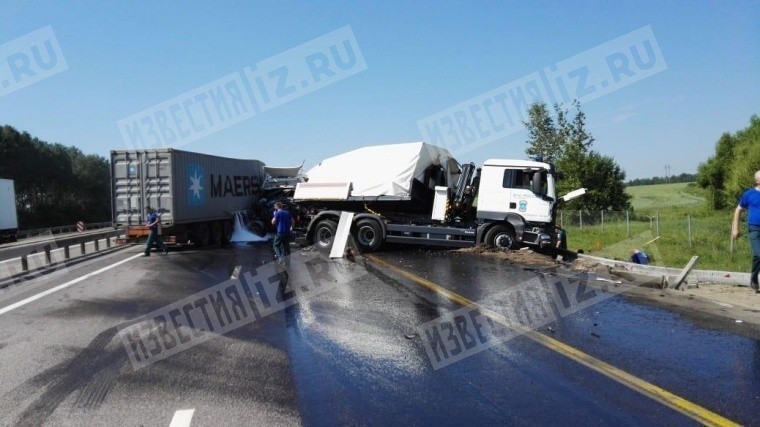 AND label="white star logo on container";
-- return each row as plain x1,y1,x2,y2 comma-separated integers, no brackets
189,170,203,199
